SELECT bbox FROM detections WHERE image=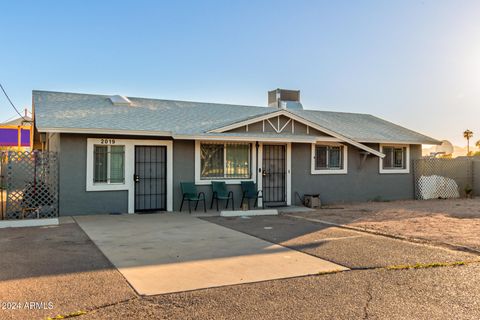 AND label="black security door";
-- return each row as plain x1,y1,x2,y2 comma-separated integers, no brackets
134,146,167,211
262,145,286,205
